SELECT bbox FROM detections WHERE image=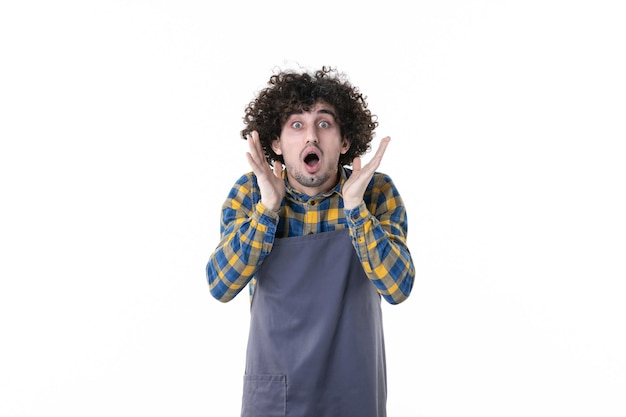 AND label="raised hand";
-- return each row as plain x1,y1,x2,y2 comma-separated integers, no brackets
245,131,285,213
342,136,391,210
